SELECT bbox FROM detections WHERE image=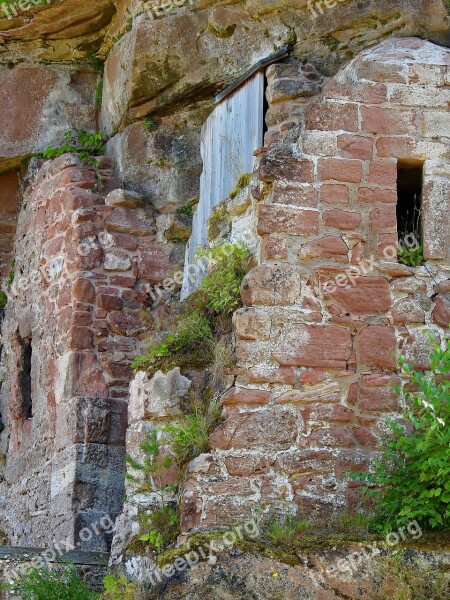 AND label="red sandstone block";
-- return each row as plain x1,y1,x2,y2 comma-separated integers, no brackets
360,83,387,104
247,367,295,385
369,204,397,229
110,275,137,287
377,233,398,257
305,102,358,132
320,184,349,204
361,107,416,135
359,325,397,369
357,187,397,204
272,182,318,207
301,236,349,261
221,387,271,407
72,278,96,303
337,135,373,159
325,276,391,315
323,209,362,231
258,205,319,236
273,324,351,369
376,137,415,158
353,427,379,448
432,296,450,328
51,167,96,189
358,385,400,412
309,426,355,448
368,161,397,185
68,326,94,350
347,382,359,405
260,149,313,183
318,159,362,183
70,311,93,327
110,233,138,251
261,235,288,260
98,293,123,311
392,297,425,324
233,308,271,341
